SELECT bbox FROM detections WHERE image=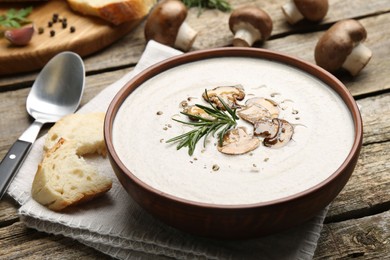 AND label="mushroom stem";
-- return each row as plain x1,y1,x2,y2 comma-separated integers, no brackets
342,43,372,76
232,24,261,47
281,1,304,24
174,22,198,51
